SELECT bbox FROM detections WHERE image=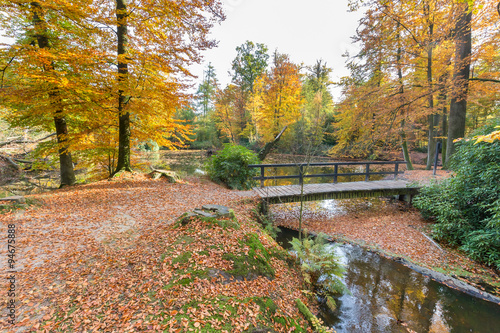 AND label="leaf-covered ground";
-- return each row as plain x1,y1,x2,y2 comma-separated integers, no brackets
0,174,313,332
